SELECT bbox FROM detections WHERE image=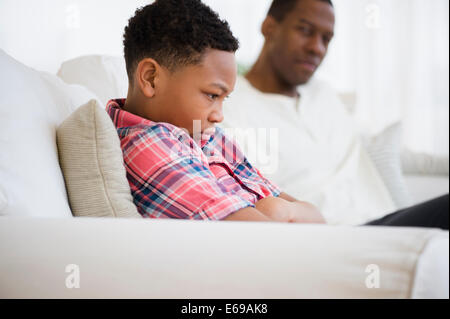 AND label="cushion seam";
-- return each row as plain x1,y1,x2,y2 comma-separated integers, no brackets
93,103,118,217
406,231,440,298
